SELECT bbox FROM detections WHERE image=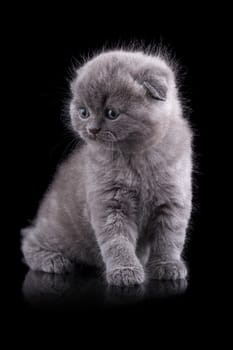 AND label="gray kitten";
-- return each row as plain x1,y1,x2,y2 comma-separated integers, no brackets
21,48,193,286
